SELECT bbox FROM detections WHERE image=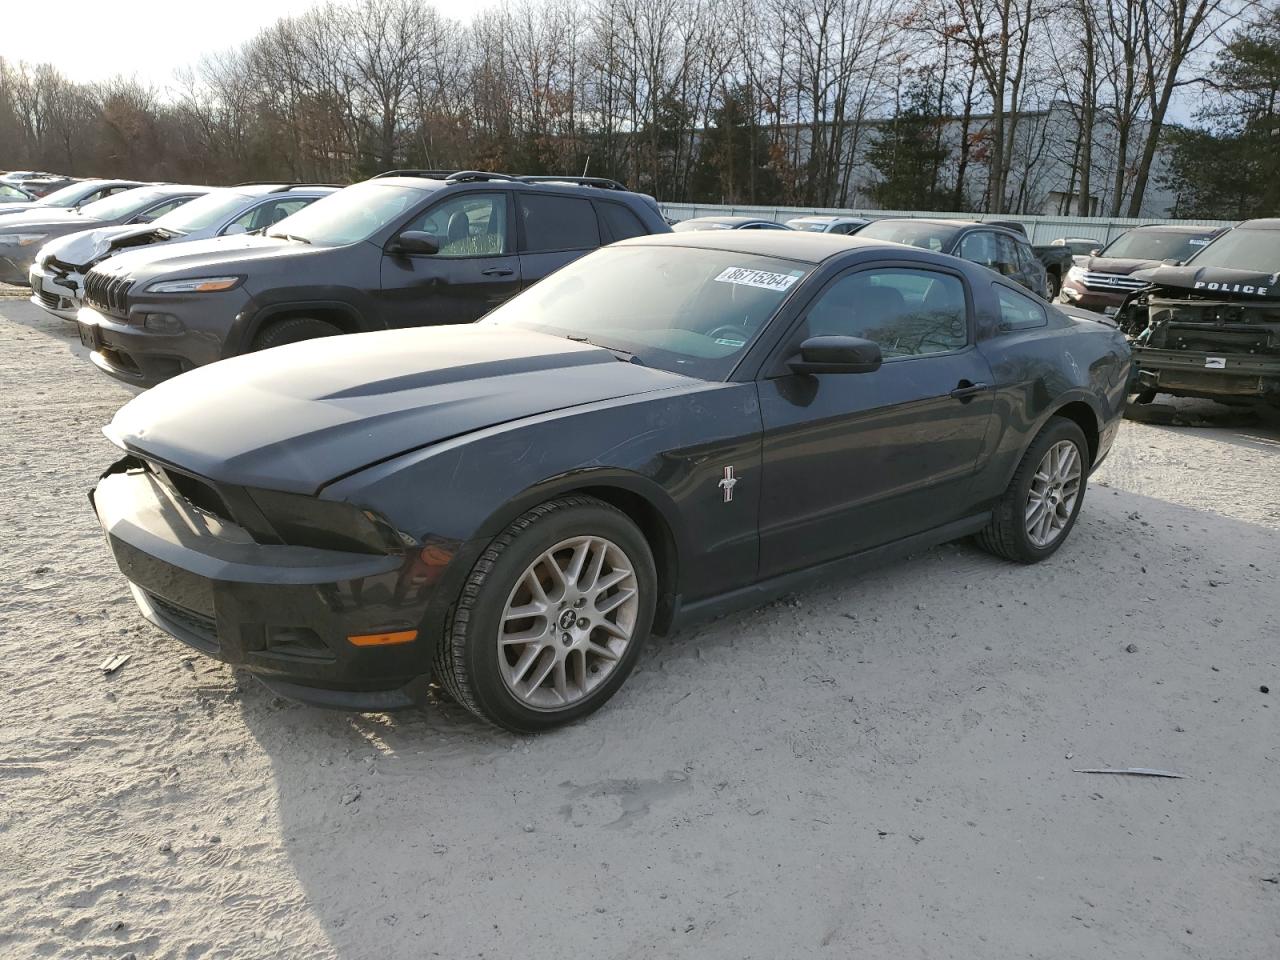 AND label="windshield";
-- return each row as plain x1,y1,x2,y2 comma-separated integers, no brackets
266,182,426,245
1100,229,1217,262
1182,228,1280,272
35,182,100,207
483,245,810,379
78,187,168,221
789,219,830,232
855,220,955,252
153,190,251,233
0,184,29,202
